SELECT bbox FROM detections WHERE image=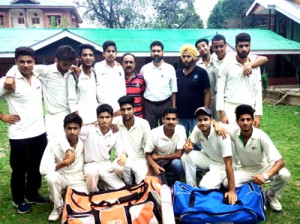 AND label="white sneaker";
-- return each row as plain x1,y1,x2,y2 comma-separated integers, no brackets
266,189,282,212
48,206,63,222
